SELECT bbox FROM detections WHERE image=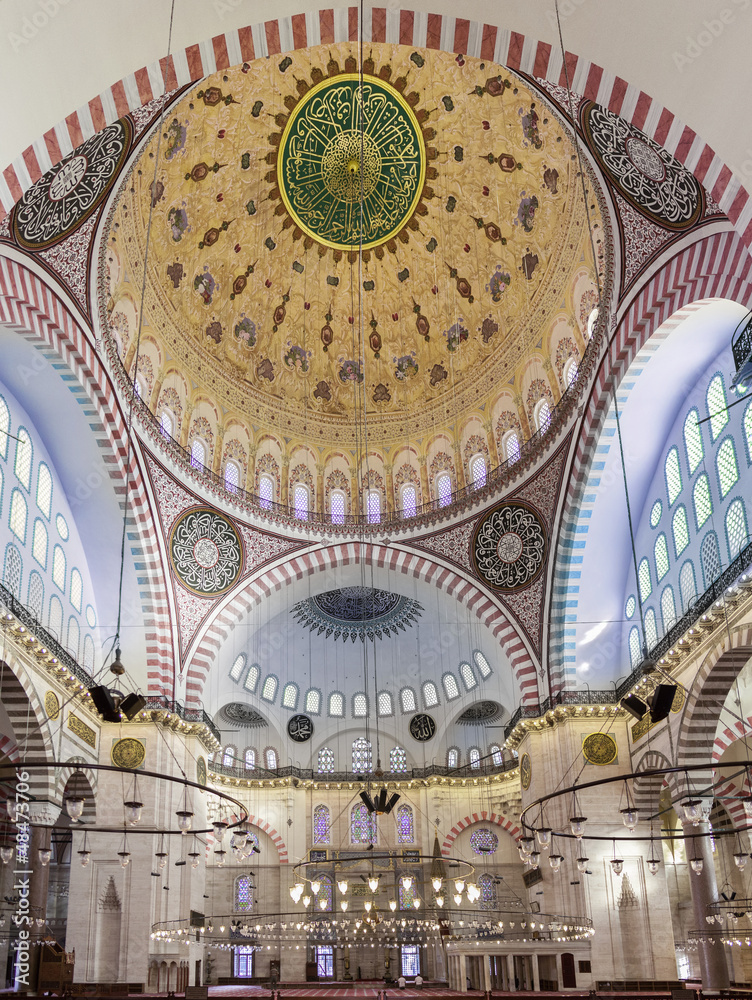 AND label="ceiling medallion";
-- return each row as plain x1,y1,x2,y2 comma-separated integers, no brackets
196,756,207,786
45,691,60,721
12,119,132,250
221,703,268,728
287,714,314,743
471,500,546,592
169,507,243,596
291,586,423,642
456,701,502,725
520,752,532,790
111,737,146,770
581,732,618,766
272,63,433,254
580,101,702,231
409,713,436,742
